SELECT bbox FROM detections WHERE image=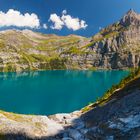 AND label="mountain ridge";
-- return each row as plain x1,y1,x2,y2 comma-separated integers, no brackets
0,9,140,71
